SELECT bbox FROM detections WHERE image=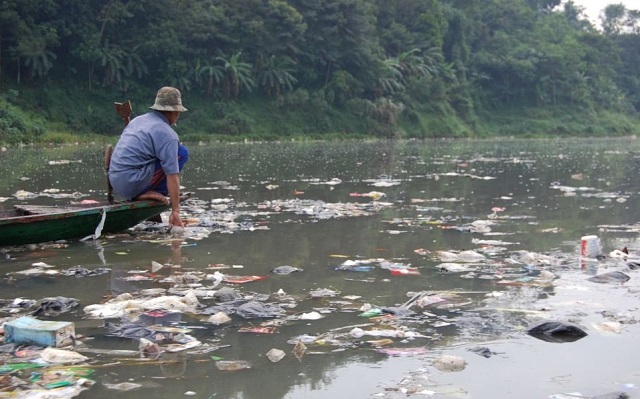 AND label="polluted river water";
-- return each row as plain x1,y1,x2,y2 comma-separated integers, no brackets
0,138,640,398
